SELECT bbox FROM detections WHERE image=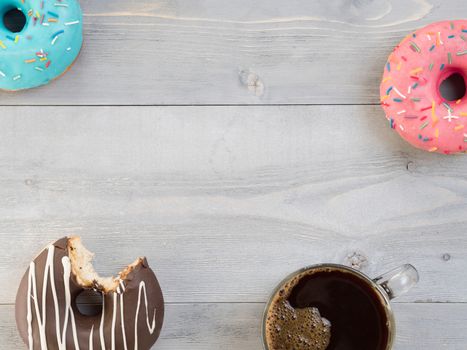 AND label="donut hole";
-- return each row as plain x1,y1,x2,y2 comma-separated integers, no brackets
76,289,104,316
439,72,466,101
2,8,26,33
